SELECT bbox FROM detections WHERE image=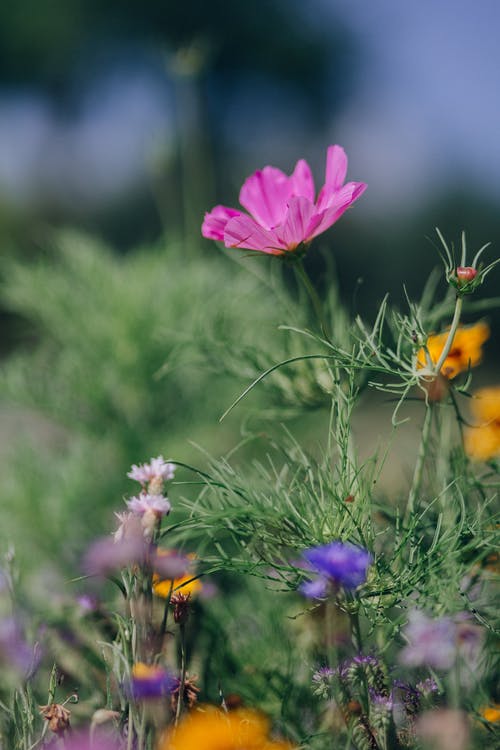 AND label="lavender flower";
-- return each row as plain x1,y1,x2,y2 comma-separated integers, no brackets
300,541,372,598
128,456,175,485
